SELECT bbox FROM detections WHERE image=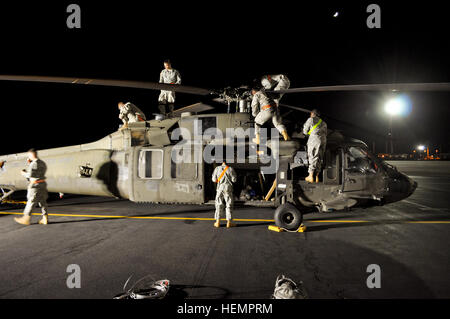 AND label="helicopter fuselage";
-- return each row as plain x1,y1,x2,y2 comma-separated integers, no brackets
0,112,417,214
